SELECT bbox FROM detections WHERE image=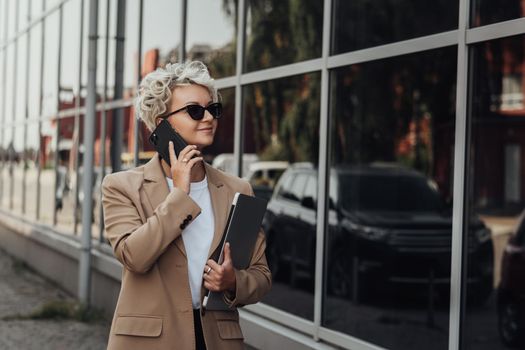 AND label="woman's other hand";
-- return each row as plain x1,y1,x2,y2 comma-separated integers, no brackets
203,243,237,293
168,141,203,194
